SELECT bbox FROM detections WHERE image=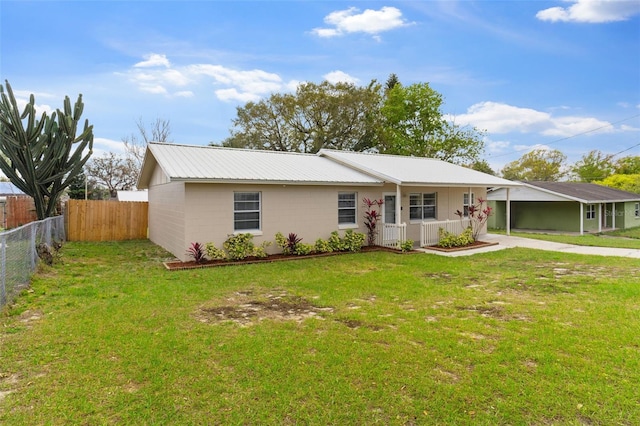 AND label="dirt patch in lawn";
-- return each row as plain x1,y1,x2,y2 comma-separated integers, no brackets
196,290,334,326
